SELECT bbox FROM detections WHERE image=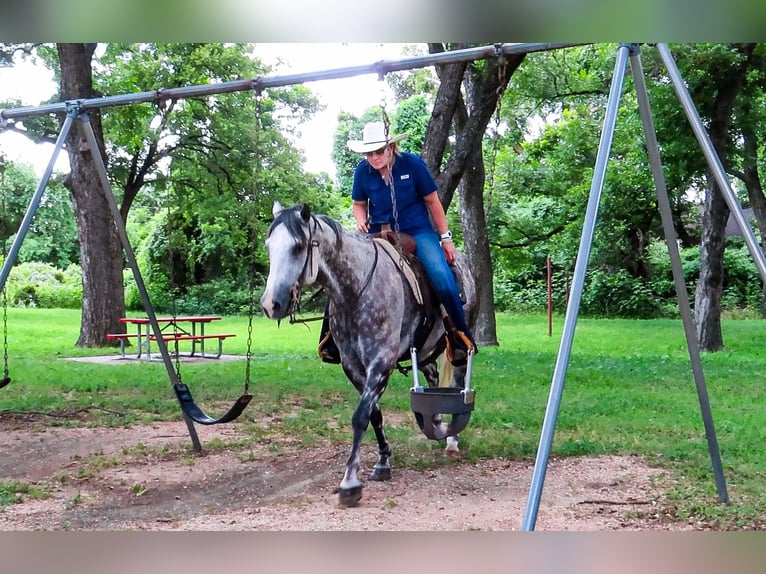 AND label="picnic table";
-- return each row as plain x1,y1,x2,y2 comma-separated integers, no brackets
107,316,236,360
